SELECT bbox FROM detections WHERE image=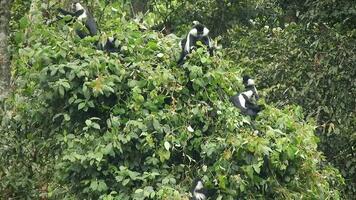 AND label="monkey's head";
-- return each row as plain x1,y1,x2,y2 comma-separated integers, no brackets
72,2,84,11
195,24,205,35
243,75,255,86
192,178,204,191
192,21,209,37
192,20,200,26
